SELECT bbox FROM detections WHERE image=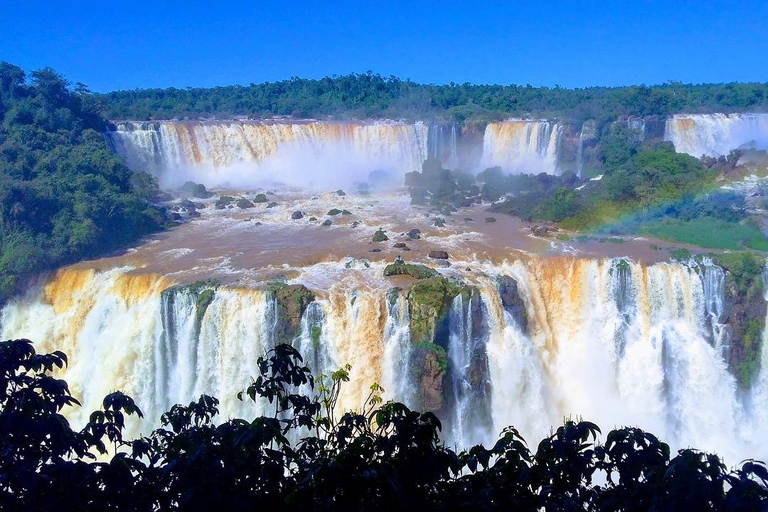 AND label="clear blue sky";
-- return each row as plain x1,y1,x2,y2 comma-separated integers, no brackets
1,1,766,92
